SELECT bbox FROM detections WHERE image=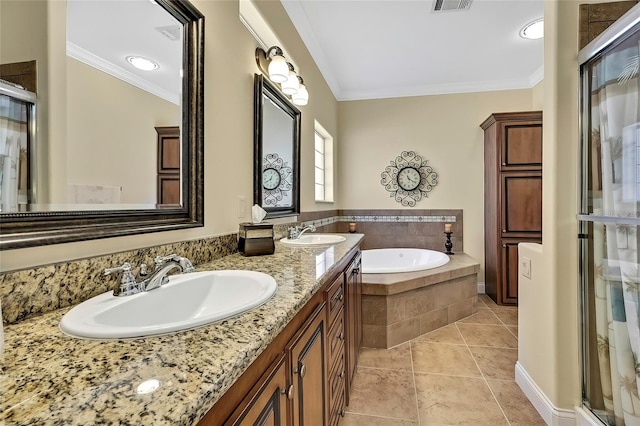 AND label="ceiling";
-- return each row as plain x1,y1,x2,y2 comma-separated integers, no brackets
66,0,182,105
281,0,544,101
